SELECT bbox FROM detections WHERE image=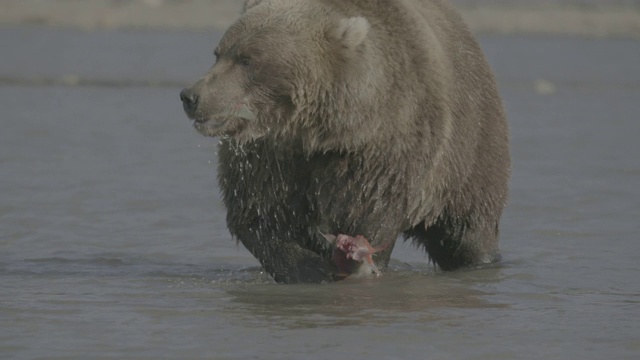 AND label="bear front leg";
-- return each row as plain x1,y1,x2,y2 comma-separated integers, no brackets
233,224,340,284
